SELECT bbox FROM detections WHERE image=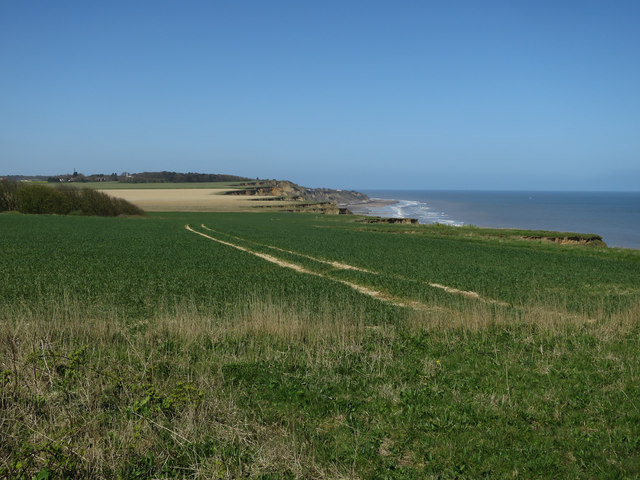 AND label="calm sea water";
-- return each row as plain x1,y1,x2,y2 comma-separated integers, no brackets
351,190,640,250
